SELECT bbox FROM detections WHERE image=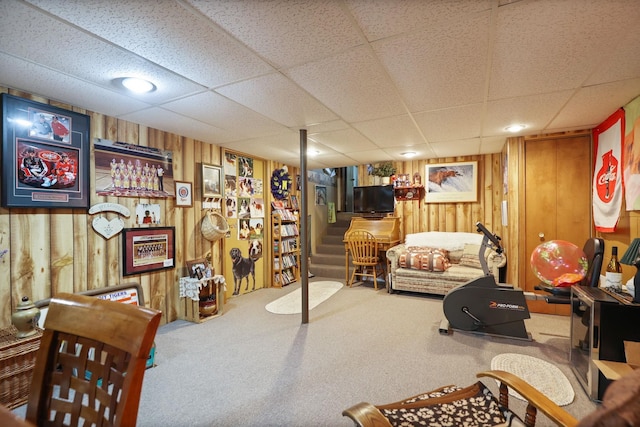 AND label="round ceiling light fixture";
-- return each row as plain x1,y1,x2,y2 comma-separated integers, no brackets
505,124,526,133
401,151,417,158
120,77,156,94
